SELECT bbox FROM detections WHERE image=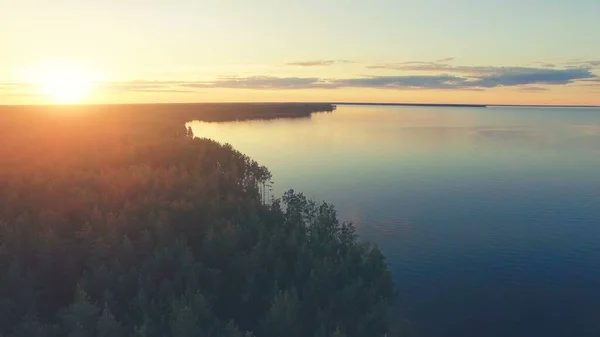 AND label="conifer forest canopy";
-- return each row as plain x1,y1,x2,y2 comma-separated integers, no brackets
0,103,396,337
